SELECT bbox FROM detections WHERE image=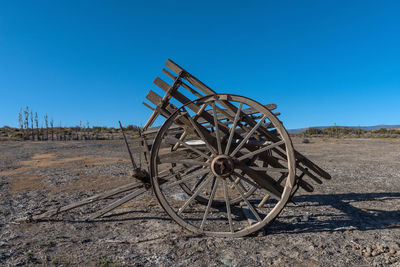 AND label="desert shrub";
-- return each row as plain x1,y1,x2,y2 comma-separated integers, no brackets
303,127,323,135
125,125,140,131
